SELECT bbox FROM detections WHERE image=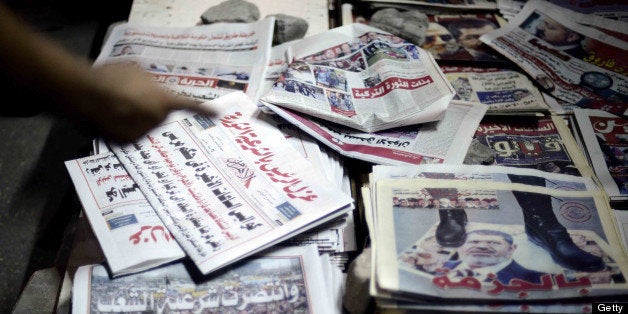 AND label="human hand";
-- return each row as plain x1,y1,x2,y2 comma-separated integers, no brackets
72,63,206,142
